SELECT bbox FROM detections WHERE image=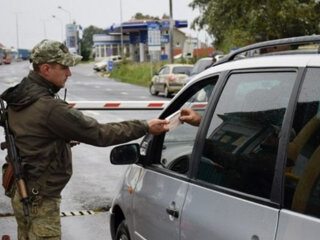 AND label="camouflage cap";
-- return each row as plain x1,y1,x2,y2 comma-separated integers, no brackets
30,39,82,66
